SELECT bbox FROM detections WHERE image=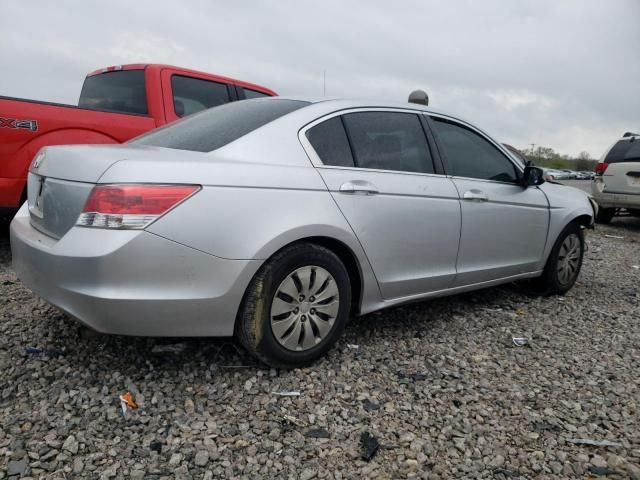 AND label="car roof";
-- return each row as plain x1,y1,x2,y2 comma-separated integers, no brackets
262,96,481,134
276,96,446,115
199,97,519,170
